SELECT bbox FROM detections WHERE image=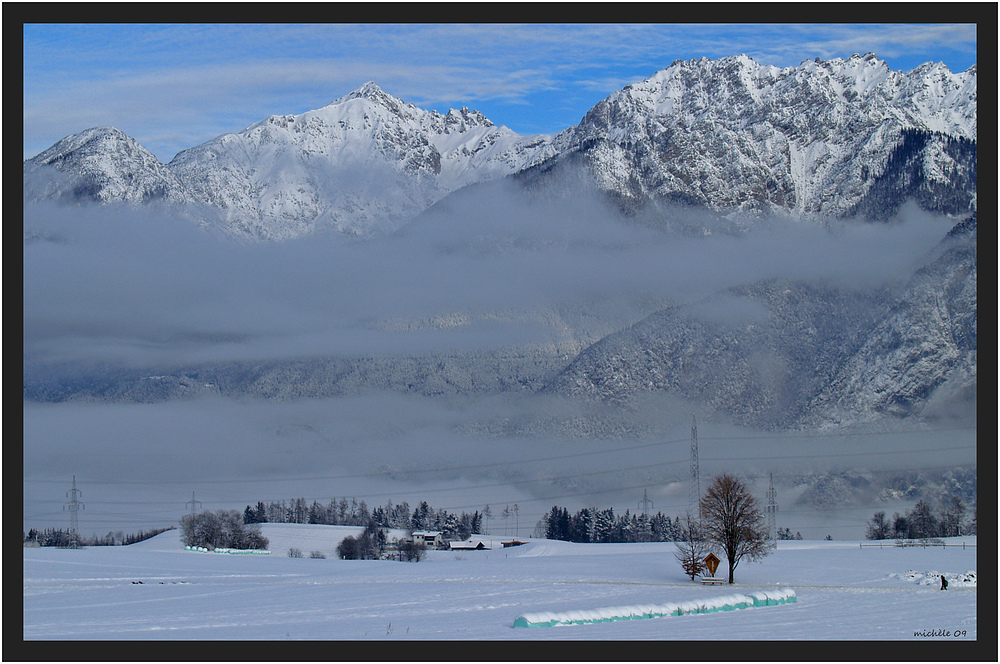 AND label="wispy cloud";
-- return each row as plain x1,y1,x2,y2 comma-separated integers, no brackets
23,23,976,160
23,181,951,372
